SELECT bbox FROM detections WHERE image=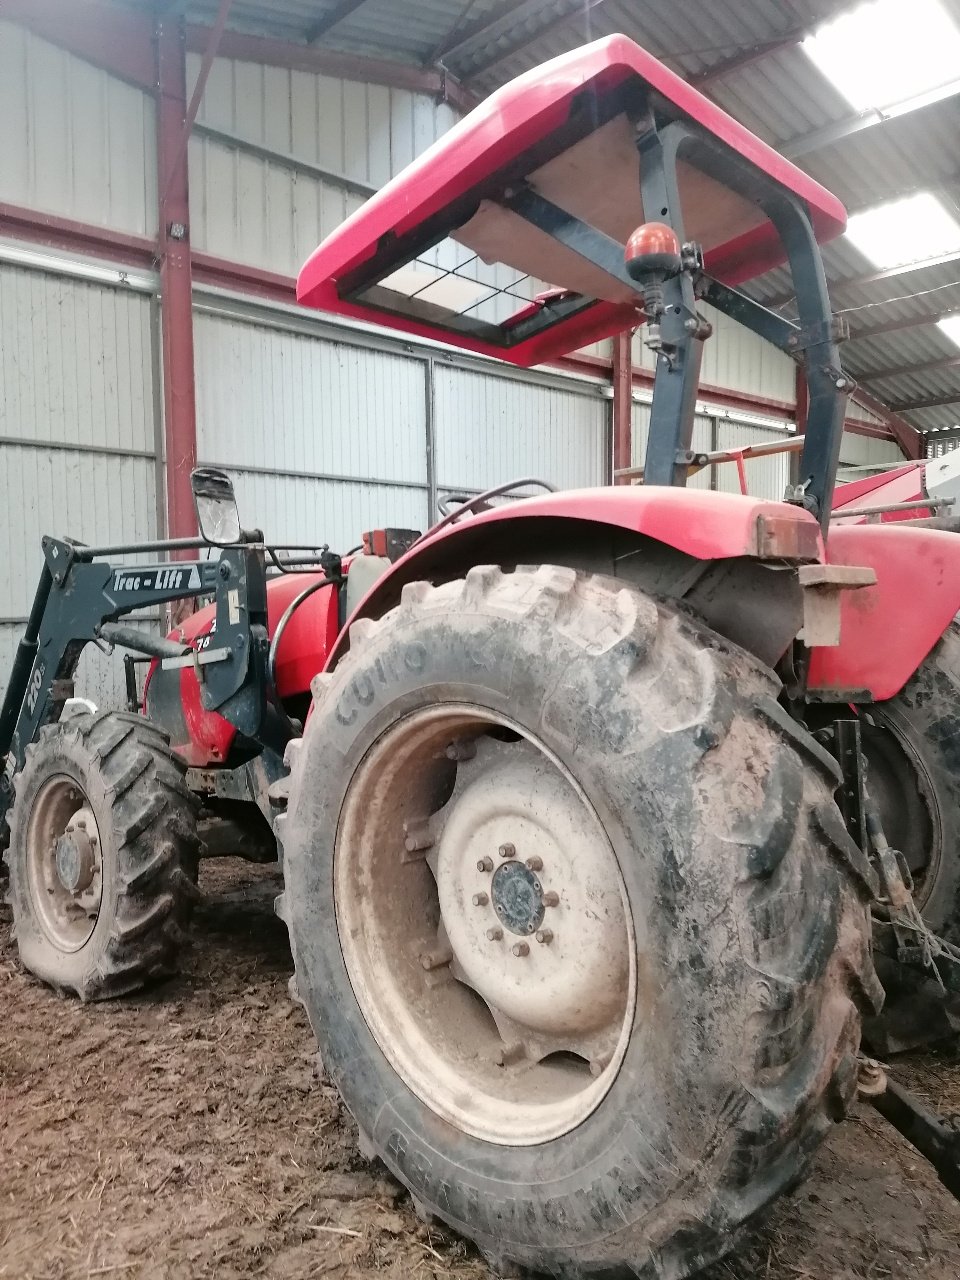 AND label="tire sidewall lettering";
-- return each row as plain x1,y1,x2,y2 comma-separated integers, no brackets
335,642,429,725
